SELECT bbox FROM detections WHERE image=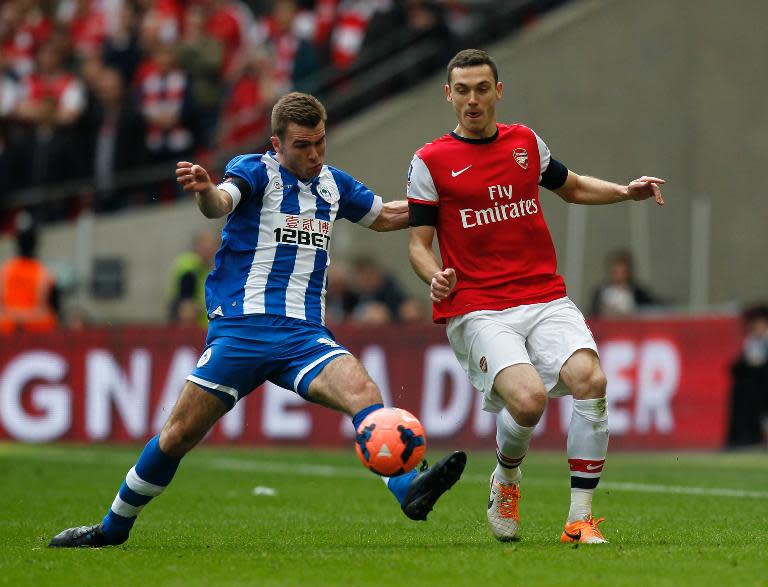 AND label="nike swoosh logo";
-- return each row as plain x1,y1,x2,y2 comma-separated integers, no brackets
451,165,472,178
586,463,602,471
564,529,582,541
